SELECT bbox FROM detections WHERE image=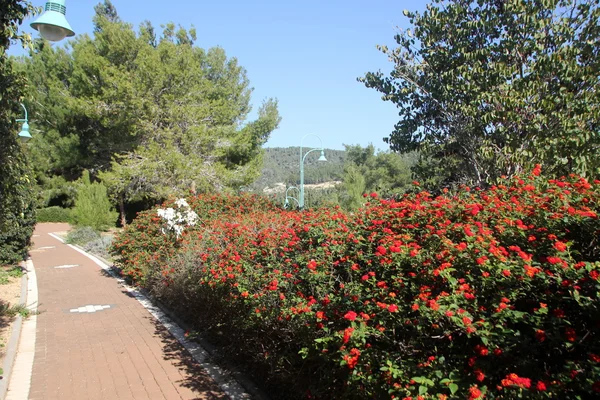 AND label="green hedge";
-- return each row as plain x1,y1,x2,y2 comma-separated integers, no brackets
36,206,72,223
